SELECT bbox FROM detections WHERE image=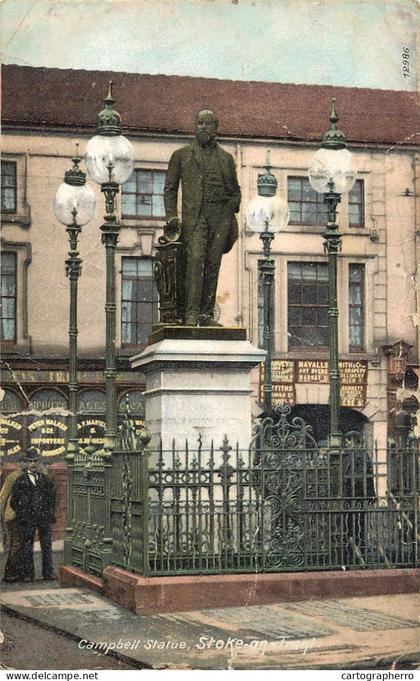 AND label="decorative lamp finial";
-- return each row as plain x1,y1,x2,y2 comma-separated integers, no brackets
321,97,347,150
257,149,278,197
64,142,86,186
96,80,122,136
